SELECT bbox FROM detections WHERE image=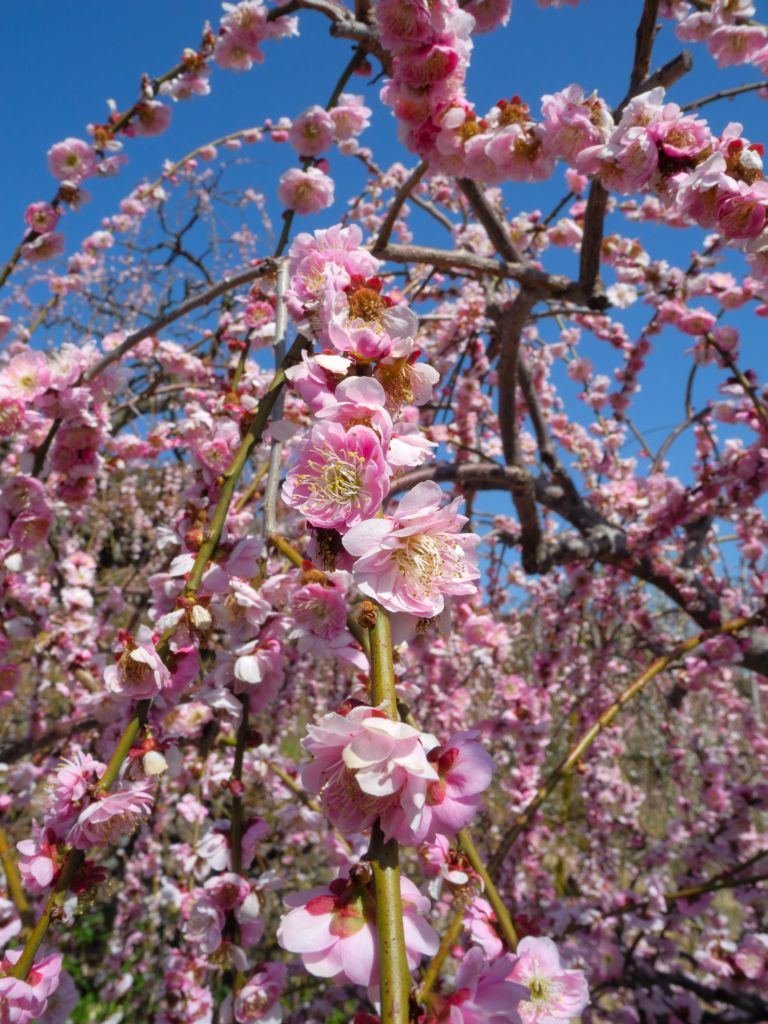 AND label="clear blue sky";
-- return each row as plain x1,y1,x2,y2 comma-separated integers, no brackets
1,1,765,485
